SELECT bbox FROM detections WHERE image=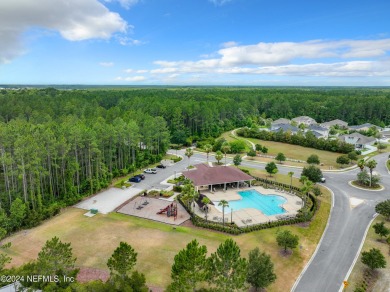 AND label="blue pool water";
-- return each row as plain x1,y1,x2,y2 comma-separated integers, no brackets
215,189,287,216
